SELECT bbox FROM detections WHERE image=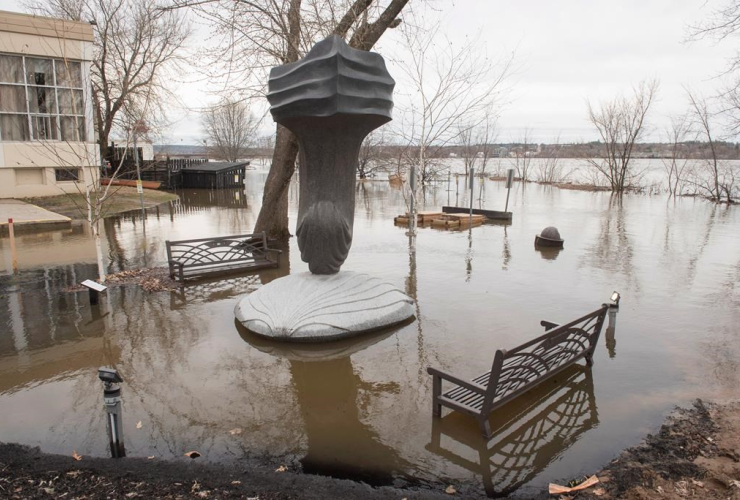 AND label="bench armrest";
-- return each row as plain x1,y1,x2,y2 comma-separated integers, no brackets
427,367,486,394
540,320,560,331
